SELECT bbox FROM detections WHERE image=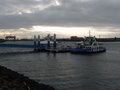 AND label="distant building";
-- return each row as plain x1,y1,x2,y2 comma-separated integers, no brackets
70,36,83,41
5,35,16,40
